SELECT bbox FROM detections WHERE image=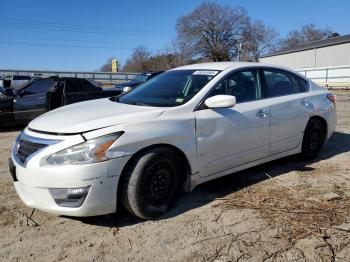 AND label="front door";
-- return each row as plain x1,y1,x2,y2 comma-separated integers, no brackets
195,69,271,177
0,96,14,122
